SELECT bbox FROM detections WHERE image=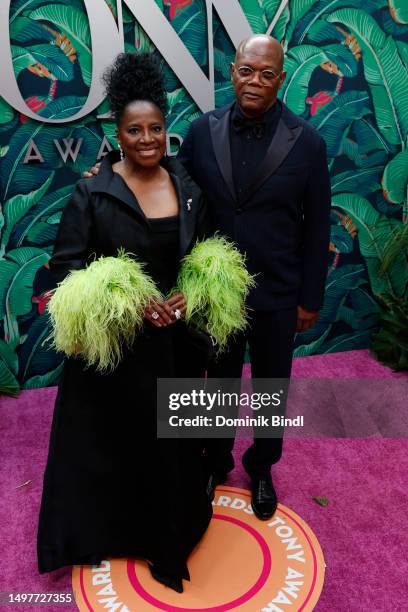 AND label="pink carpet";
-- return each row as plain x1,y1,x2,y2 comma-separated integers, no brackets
1,350,407,611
